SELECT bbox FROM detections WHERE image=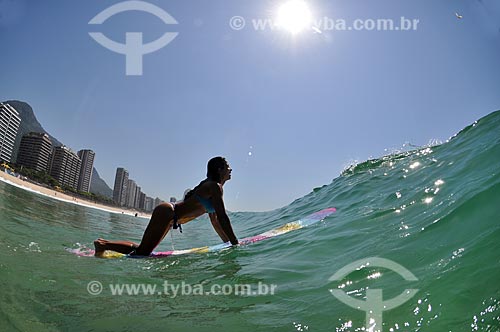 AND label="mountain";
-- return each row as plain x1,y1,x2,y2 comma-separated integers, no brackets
3,100,113,198
91,168,113,198
5,100,63,159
